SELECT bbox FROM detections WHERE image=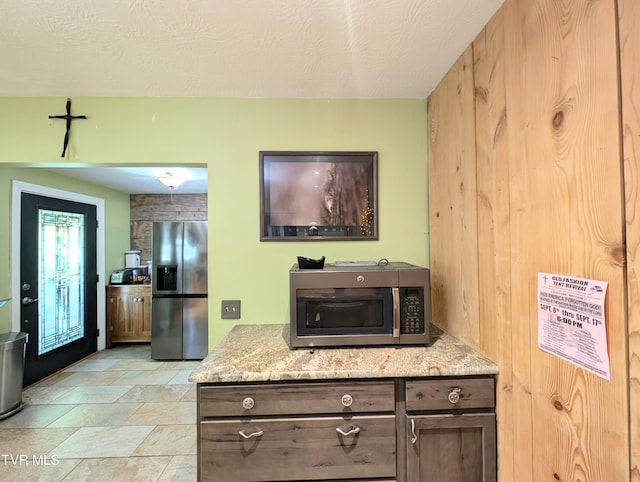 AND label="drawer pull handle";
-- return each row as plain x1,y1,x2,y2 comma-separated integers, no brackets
341,394,353,407
336,425,361,437
448,387,462,404
239,429,264,439
410,419,418,444
242,397,255,410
